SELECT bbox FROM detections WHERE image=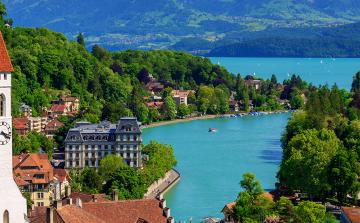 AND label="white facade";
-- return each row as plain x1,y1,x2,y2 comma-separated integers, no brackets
0,72,28,222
